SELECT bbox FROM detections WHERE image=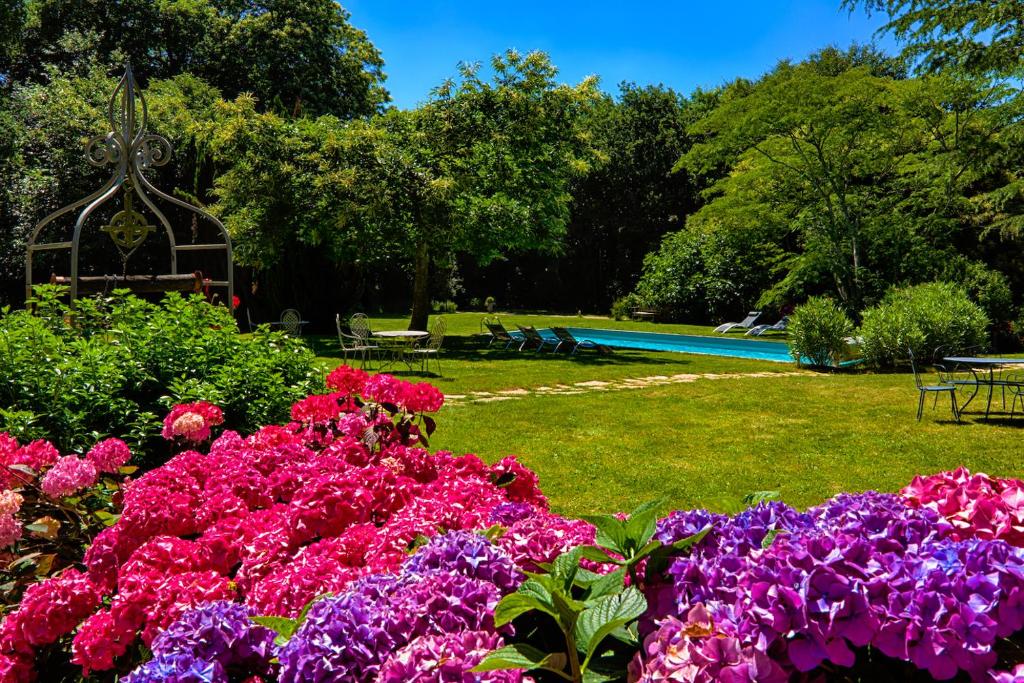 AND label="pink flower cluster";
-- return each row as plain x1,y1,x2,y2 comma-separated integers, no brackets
85,438,132,473
161,402,224,443
0,435,58,488
0,373,557,680
336,368,444,413
40,455,97,499
902,467,1024,545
